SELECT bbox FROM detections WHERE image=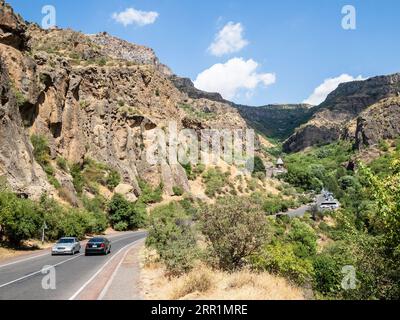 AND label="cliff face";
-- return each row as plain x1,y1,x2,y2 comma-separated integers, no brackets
0,1,249,201
354,97,400,150
236,104,315,141
283,74,400,152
